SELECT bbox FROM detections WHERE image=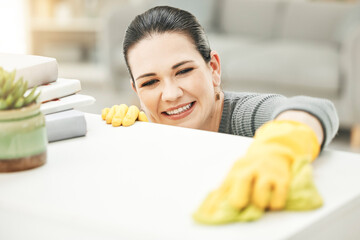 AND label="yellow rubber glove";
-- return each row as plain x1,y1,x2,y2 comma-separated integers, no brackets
193,157,323,224
101,104,148,127
193,120,322,224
